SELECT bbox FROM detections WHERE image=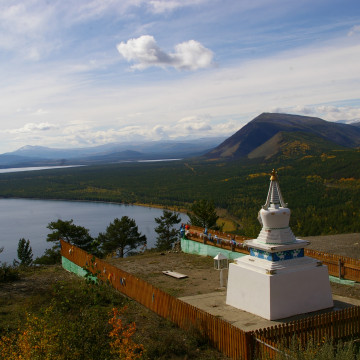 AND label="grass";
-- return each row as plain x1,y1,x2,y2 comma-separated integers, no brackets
0,265,228,360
